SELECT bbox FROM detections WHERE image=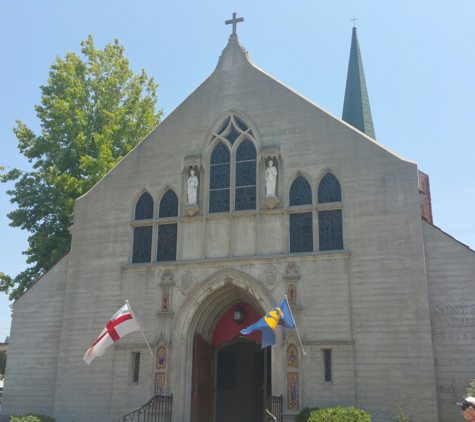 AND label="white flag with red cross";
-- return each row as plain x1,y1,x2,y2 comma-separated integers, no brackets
83,303,140,365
